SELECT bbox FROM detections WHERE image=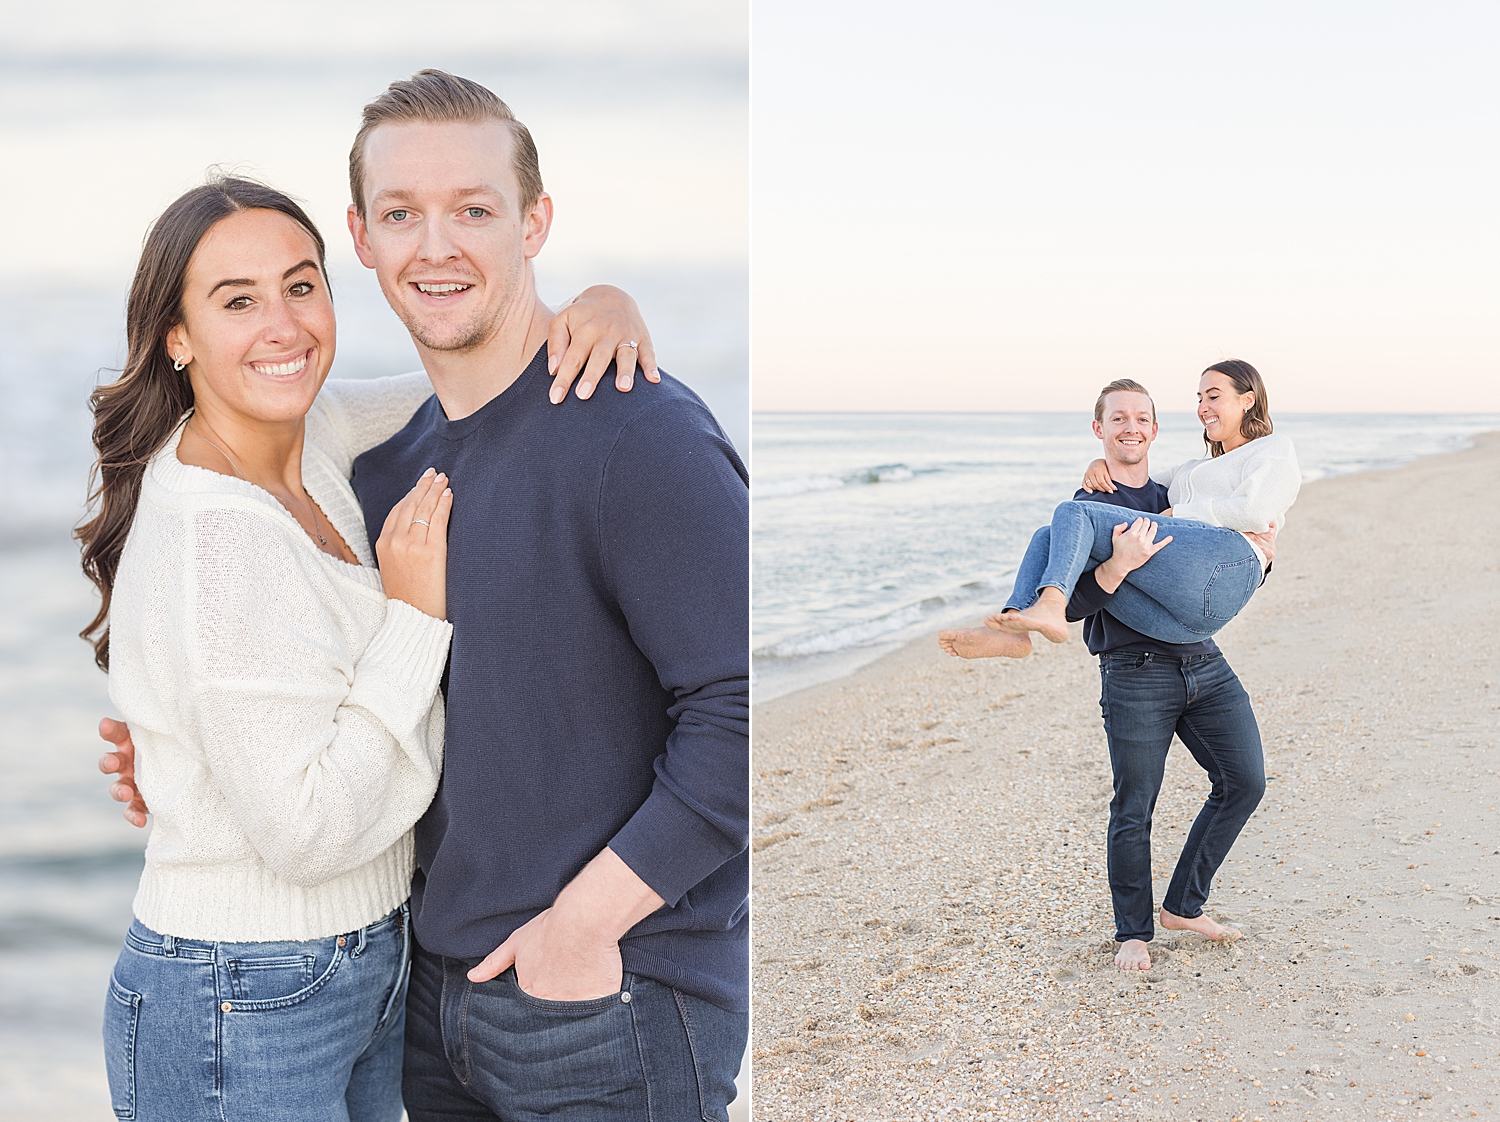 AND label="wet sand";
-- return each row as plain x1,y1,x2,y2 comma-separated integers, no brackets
751,432,1500,1119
